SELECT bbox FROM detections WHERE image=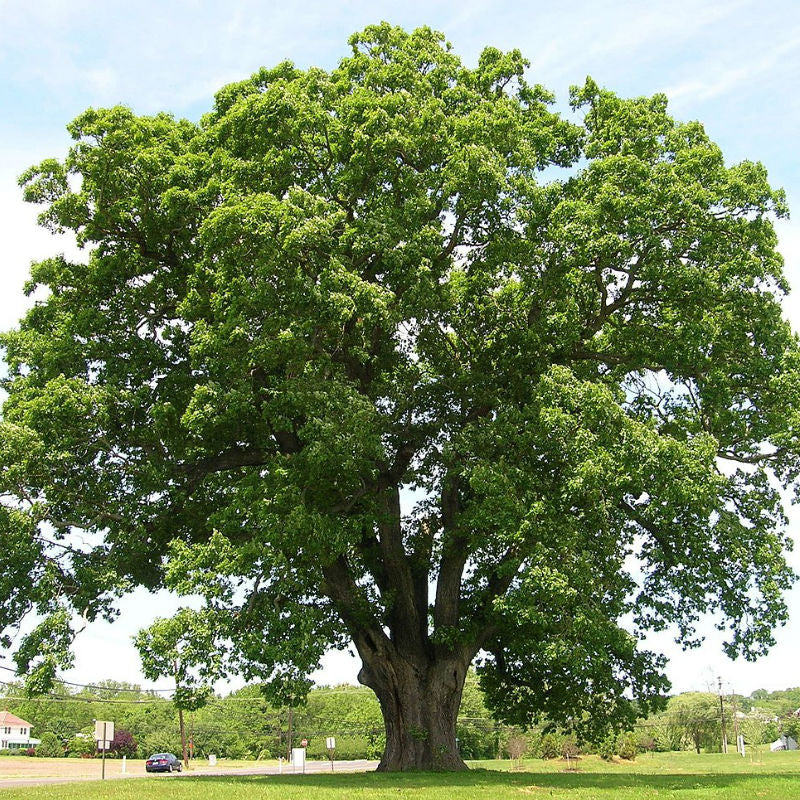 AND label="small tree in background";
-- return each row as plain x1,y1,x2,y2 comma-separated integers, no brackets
669,693,721,753
561,735,580,770
505,731,528,769
741,716,770,762
784,718,800,743
35,732,62,758
135,610,217,768
598,735,618,761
